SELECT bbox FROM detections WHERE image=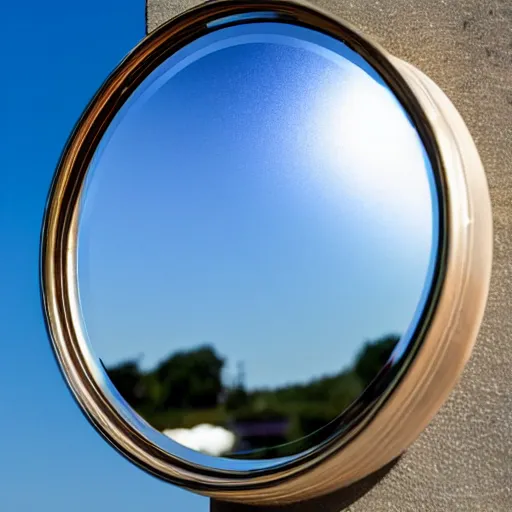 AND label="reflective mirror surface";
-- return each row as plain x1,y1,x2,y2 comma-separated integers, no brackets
76,20,439,461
